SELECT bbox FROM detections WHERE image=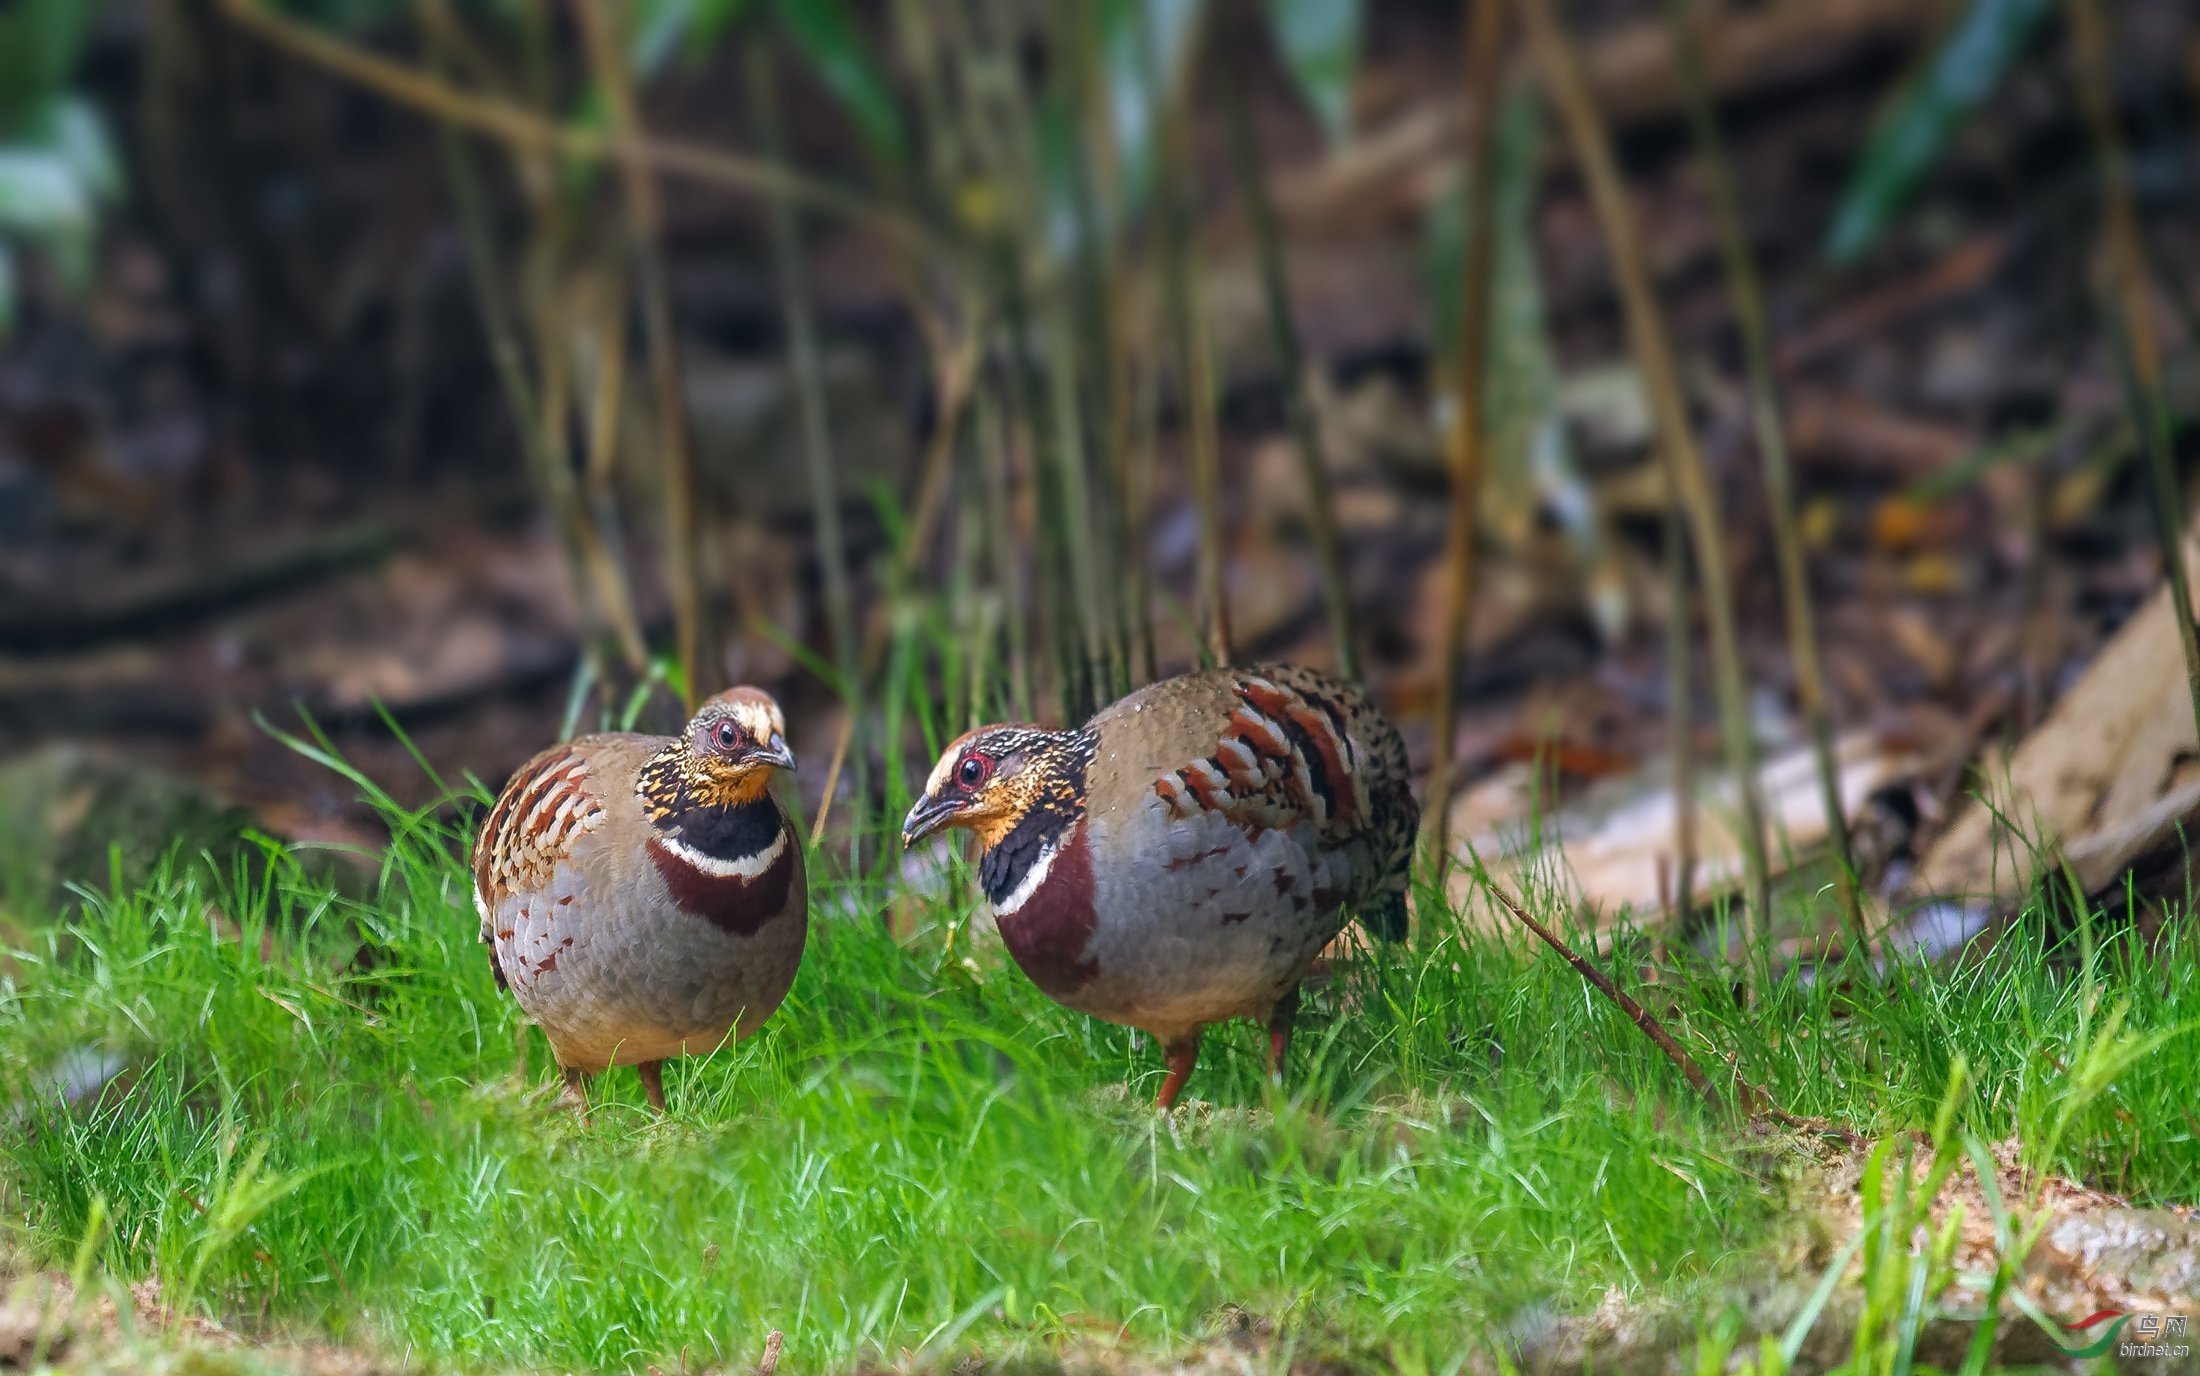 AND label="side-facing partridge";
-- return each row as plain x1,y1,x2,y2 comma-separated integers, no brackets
473,687,807,1111
902,663,1417,1108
